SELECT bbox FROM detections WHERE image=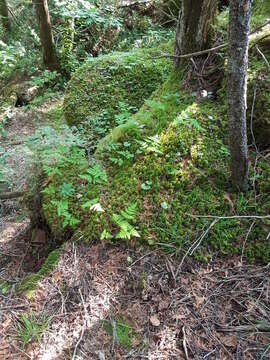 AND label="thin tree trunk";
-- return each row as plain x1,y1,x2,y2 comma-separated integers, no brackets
33,0,60,71
227,0,252,192
0,0,11,32
174,0,217,68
